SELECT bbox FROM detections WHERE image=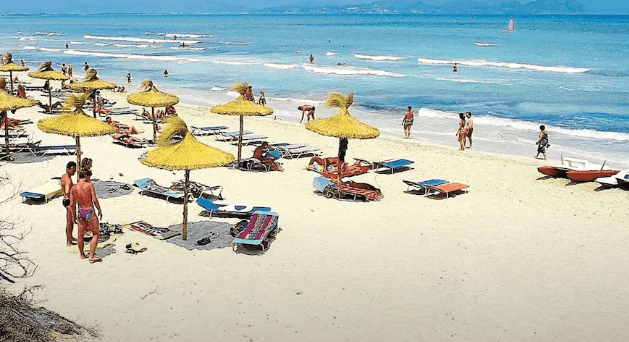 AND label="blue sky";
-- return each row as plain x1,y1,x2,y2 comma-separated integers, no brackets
1,0,626,14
